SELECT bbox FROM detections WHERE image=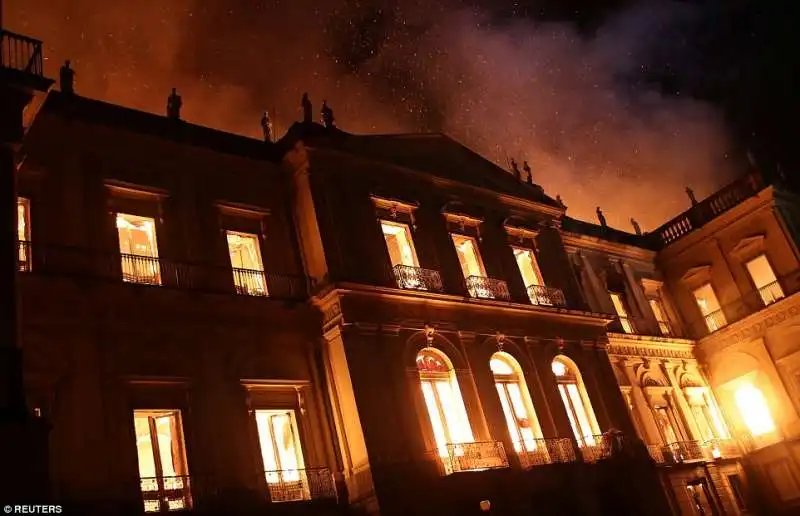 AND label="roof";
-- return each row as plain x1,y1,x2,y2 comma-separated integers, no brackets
34,90,281,161
278,121,562,207
561,216,656,249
